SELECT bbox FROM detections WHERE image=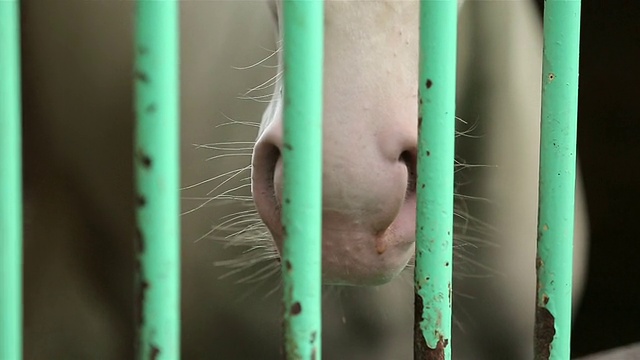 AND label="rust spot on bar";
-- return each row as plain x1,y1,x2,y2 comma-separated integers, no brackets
136,194,146,207
414,292,449,360
414,292,427,355
135,70,150,84
137,150,152,168
137,45,149,56
136,280,149,327
135,227,144,254
150,345,160,360
548,73,555,82
283,312,301,359
146,103,157,114
534,305,556,360
291,302,302,315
